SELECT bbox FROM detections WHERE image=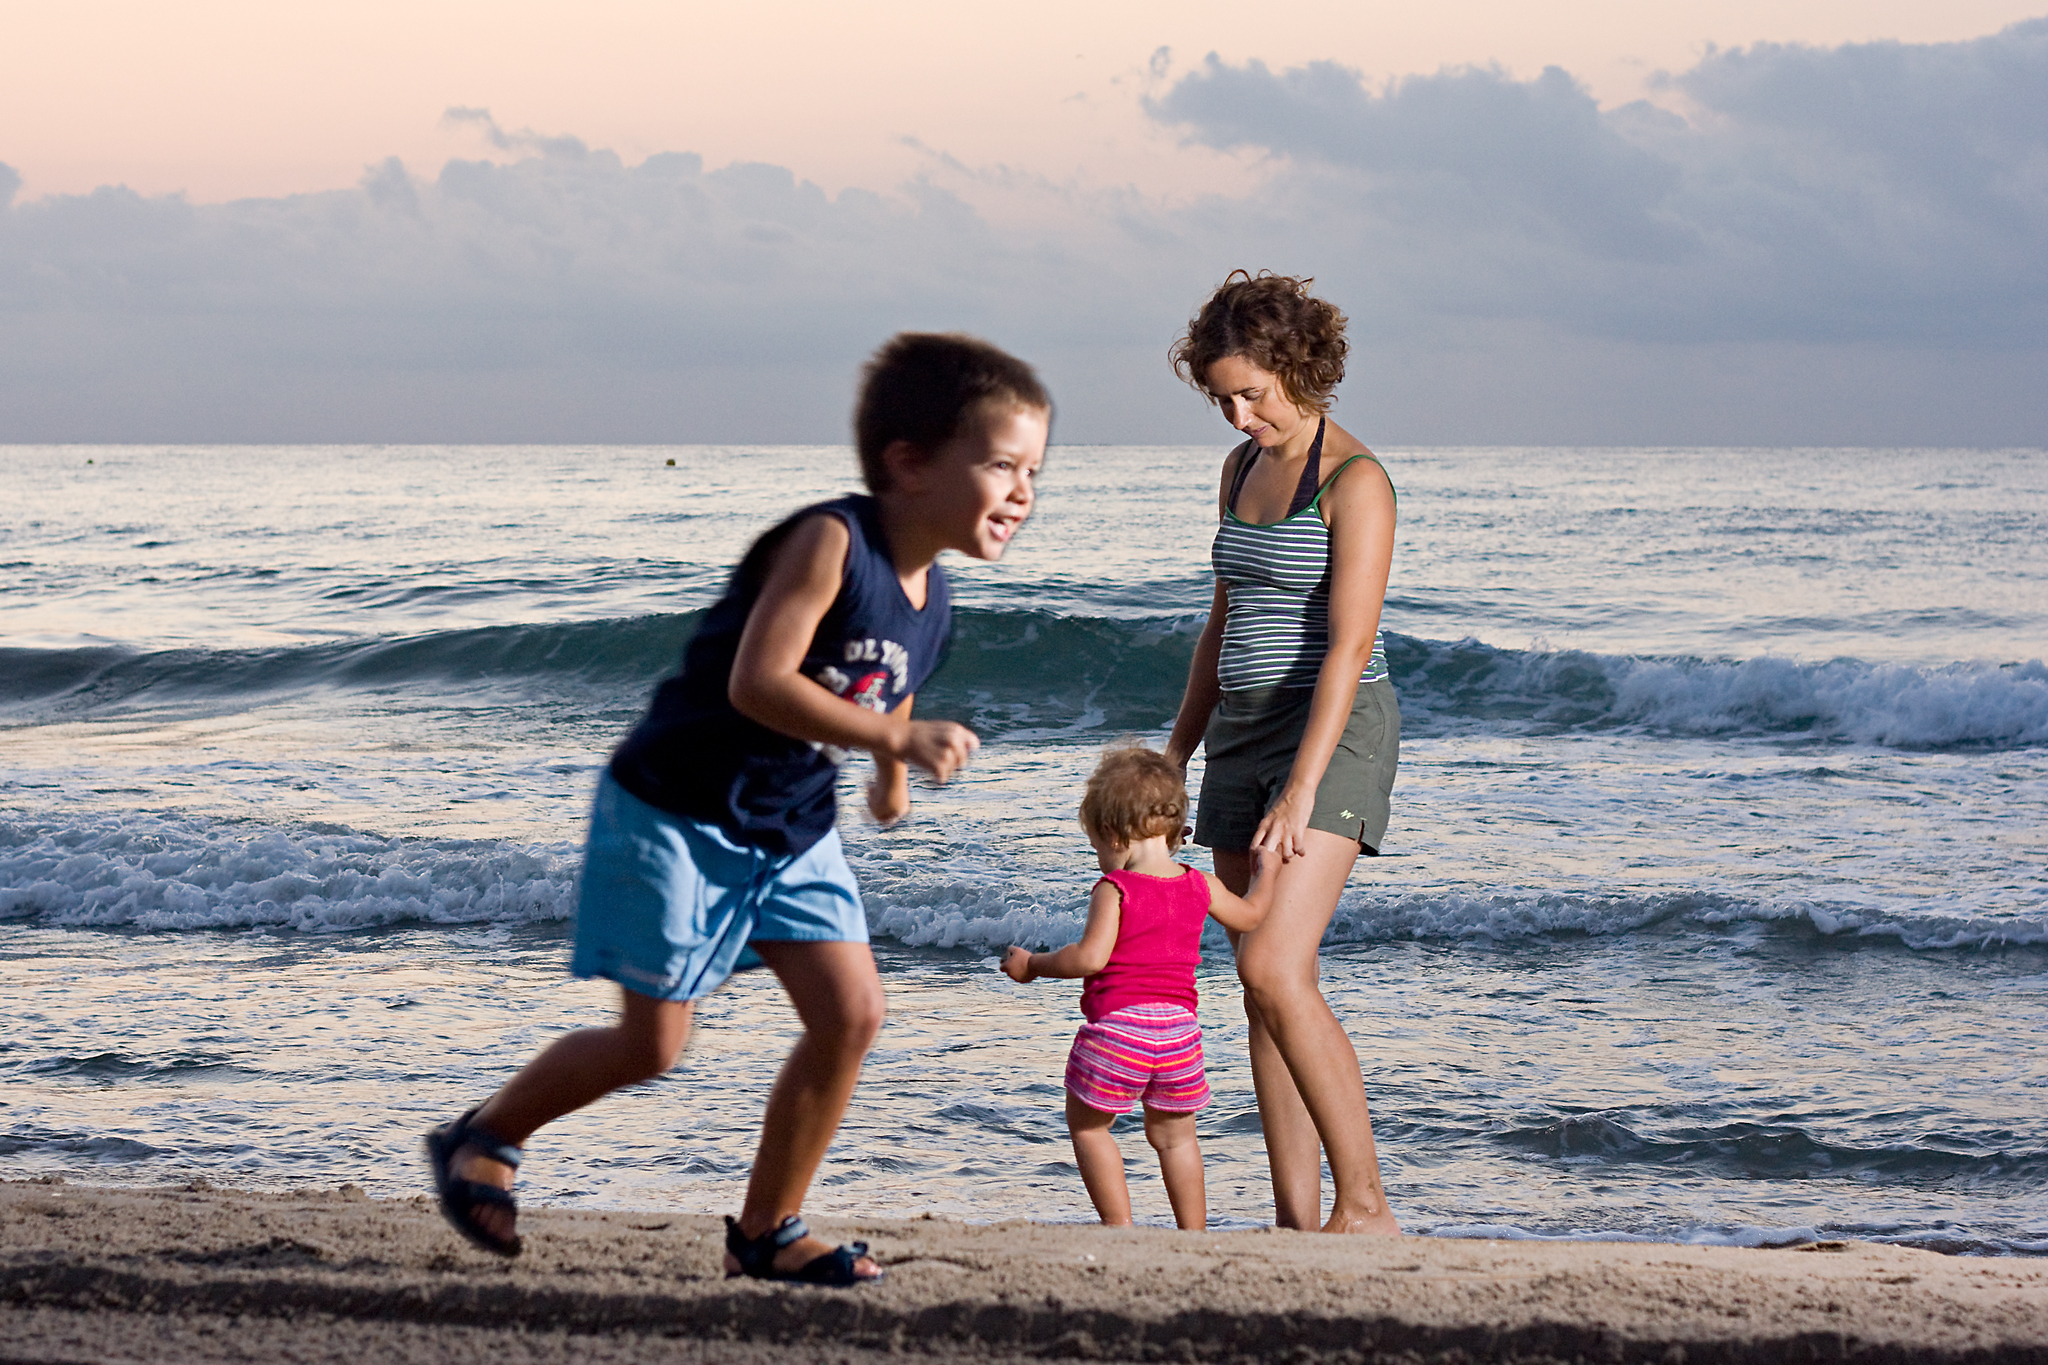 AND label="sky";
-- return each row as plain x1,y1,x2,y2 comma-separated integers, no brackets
4,1,2047,445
